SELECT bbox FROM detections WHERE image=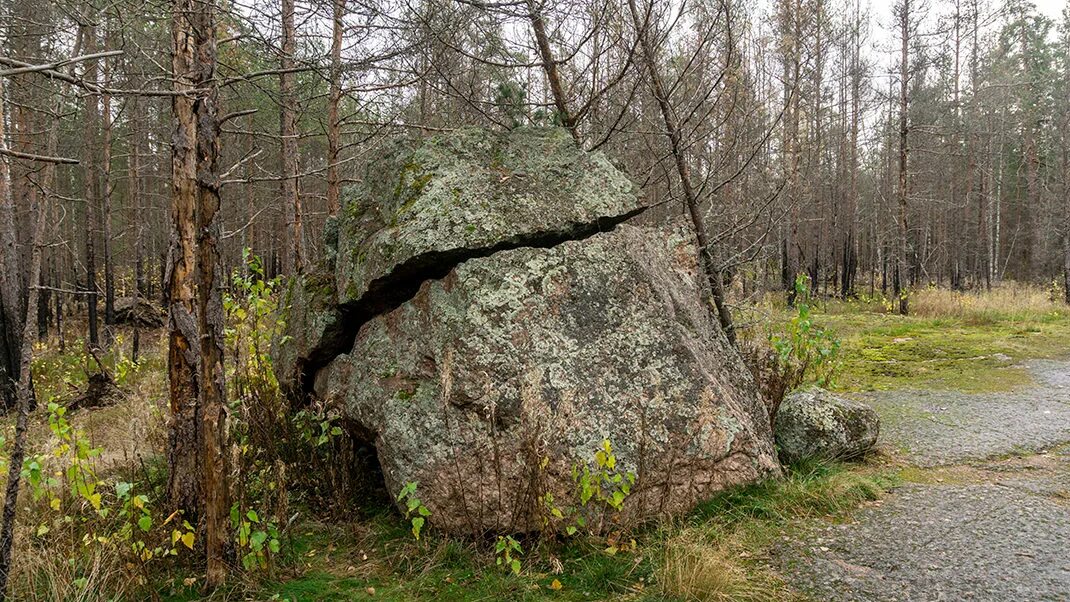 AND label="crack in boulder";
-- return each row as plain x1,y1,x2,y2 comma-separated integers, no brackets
273,127,781,534
298,204,649,398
